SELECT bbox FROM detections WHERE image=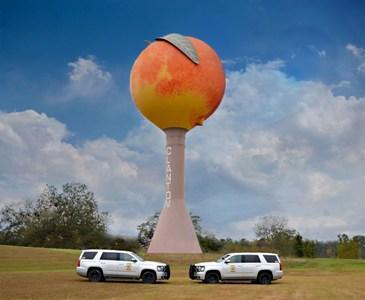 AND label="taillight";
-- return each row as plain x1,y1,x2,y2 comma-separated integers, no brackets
77,259,80,267
280,263,282,270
